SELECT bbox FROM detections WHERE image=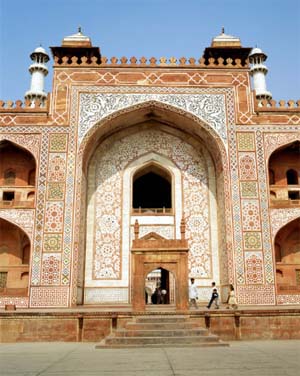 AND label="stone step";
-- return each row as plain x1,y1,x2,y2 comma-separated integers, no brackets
95,315,229,348
105,334,221,346
96,342,229,349
115,328,208,337
125,322,201,330
135,315,190,323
